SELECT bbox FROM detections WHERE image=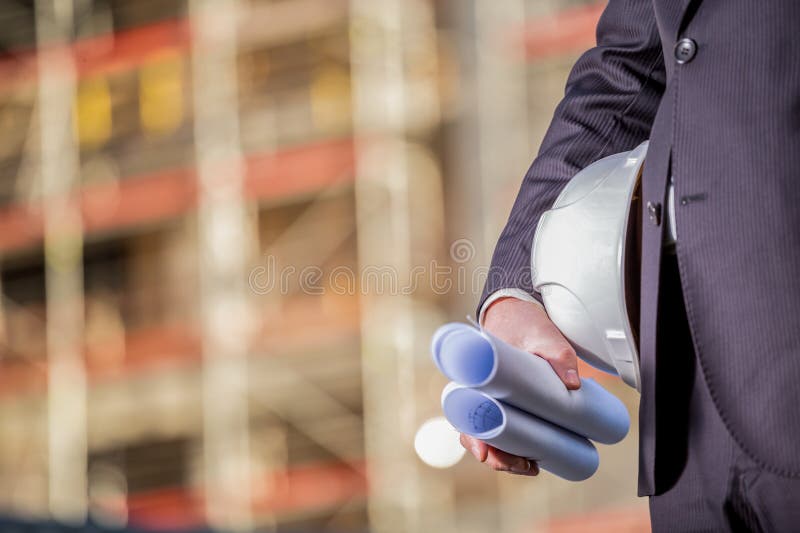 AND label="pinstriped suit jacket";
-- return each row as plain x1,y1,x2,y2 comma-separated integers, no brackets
480,0,800,495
